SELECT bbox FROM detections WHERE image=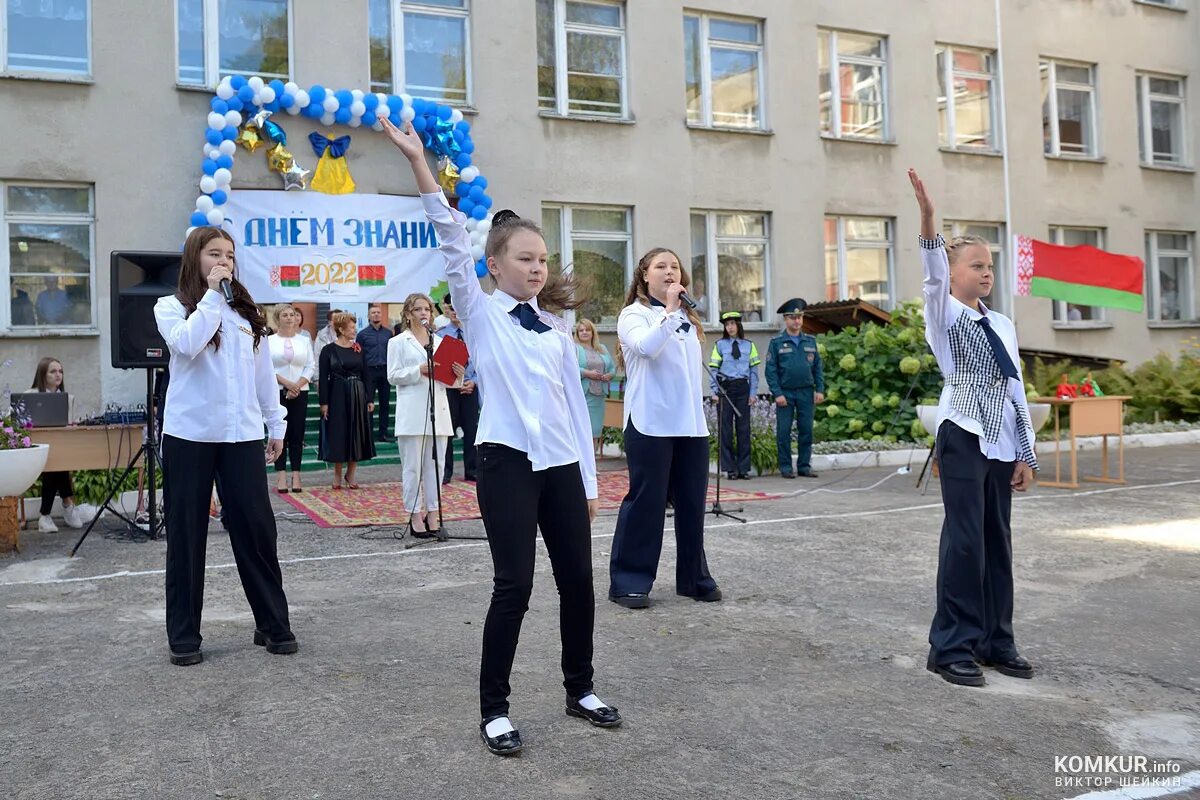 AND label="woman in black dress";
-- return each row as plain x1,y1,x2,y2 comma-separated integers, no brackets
318,311,376,488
